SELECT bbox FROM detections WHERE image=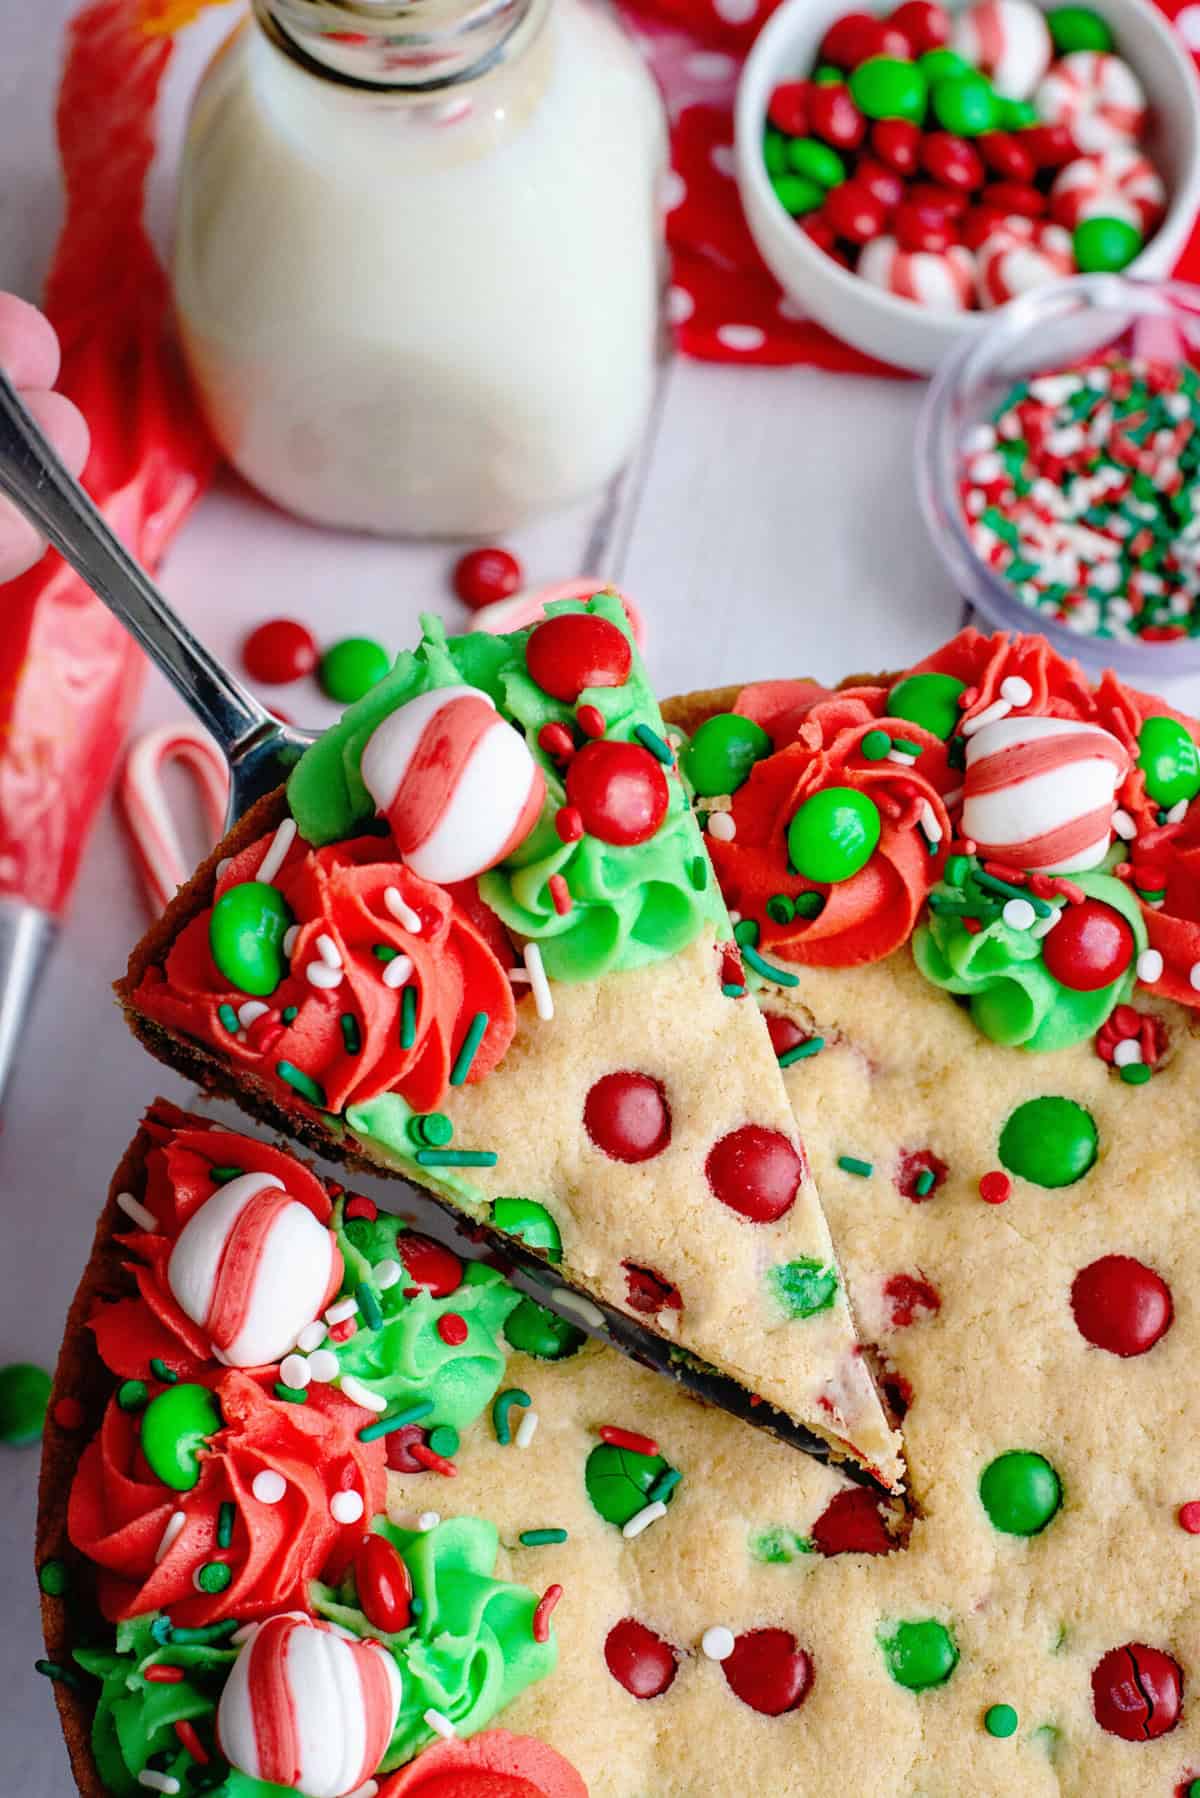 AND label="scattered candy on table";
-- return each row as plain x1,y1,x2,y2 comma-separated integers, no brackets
453,545,524,609
959,351,1200,641
763,1,1163,311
